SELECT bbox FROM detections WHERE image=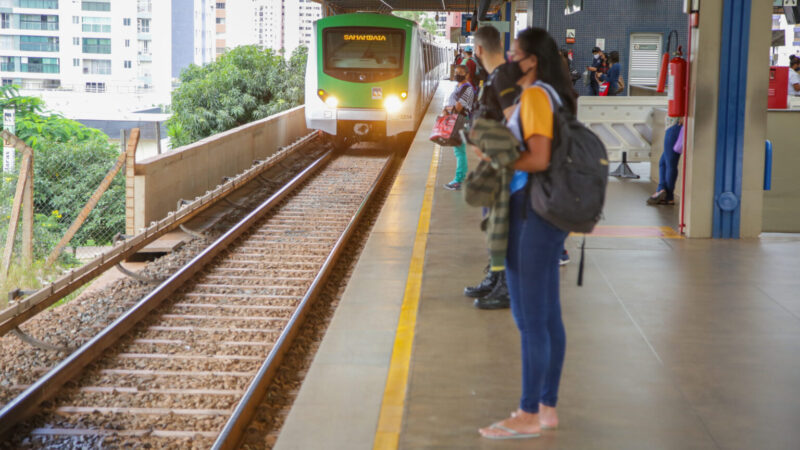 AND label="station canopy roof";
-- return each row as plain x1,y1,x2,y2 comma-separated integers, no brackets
315,0,513,16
